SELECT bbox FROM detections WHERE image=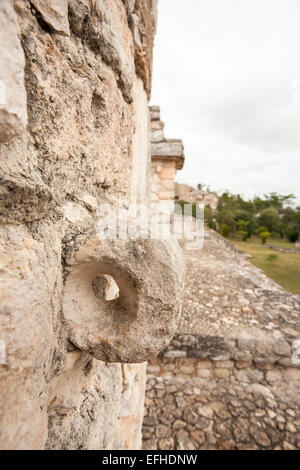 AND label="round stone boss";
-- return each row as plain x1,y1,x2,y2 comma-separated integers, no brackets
63,235,185,363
